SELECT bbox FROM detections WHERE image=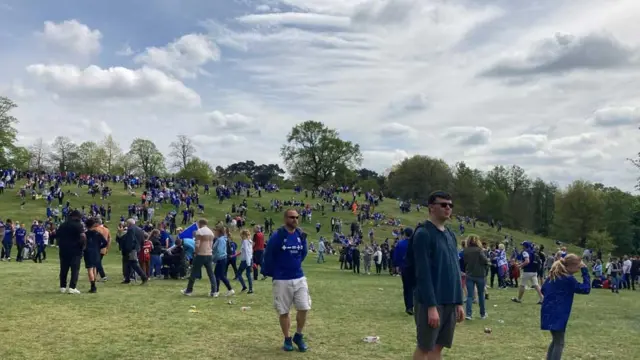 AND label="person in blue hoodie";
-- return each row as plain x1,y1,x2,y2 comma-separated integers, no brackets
393,227,413,315
261,209,310,353
211,225,234,297
540,253,590,360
